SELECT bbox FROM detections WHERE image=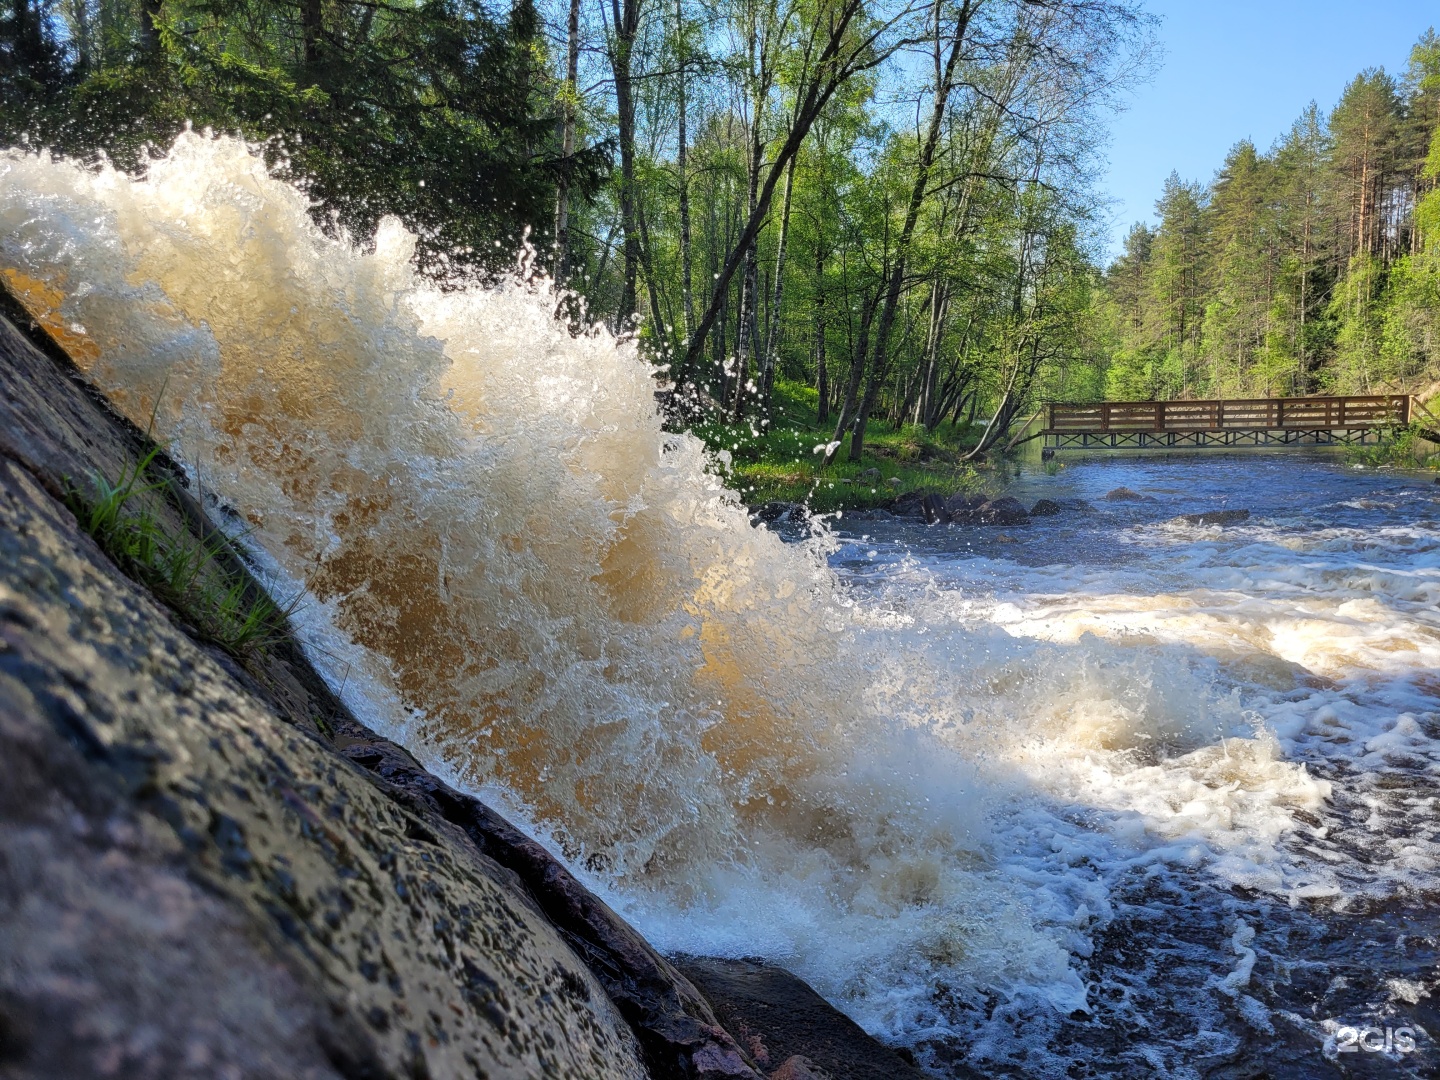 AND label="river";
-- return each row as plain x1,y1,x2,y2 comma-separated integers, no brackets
2,135,1436,1079
821,453,1440,1076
